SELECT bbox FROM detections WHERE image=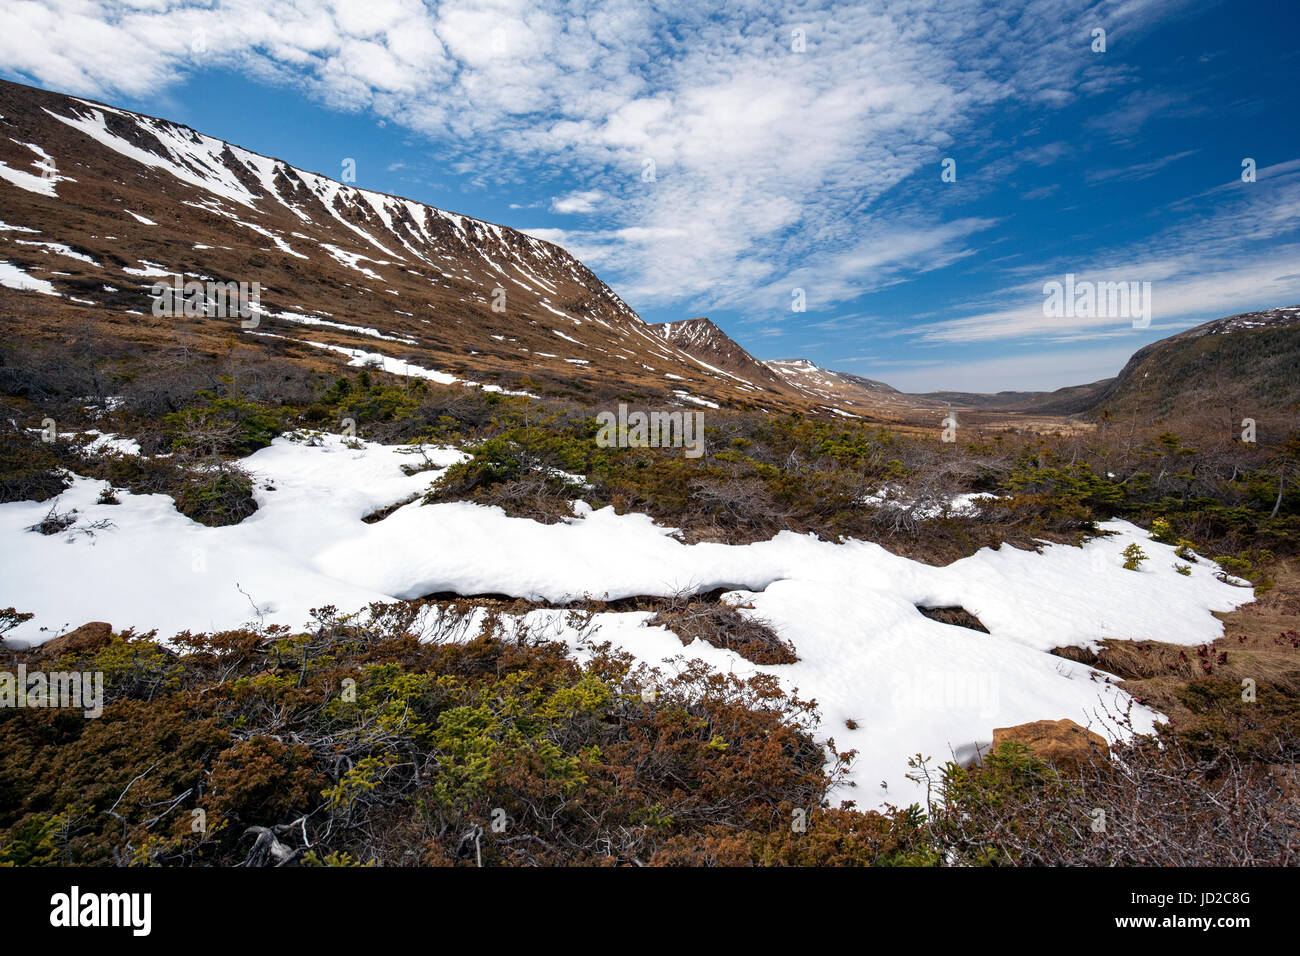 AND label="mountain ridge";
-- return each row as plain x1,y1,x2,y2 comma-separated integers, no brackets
0,78,795,414
3,78,1298,430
